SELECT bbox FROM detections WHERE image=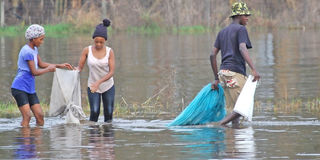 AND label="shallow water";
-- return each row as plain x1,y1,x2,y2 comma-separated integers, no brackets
1,29,320,159
0,117,319,159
